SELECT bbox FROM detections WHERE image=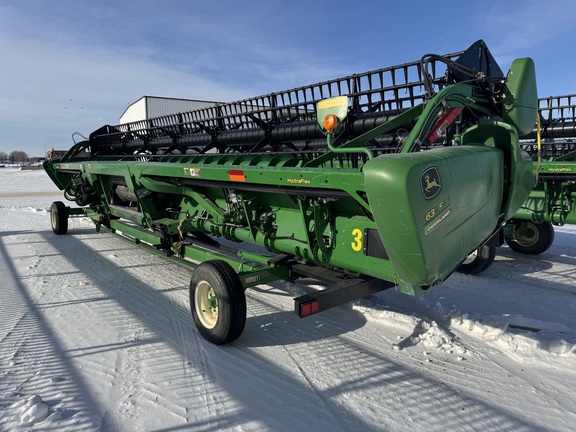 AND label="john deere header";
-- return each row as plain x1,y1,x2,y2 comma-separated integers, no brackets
44,40,537,344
